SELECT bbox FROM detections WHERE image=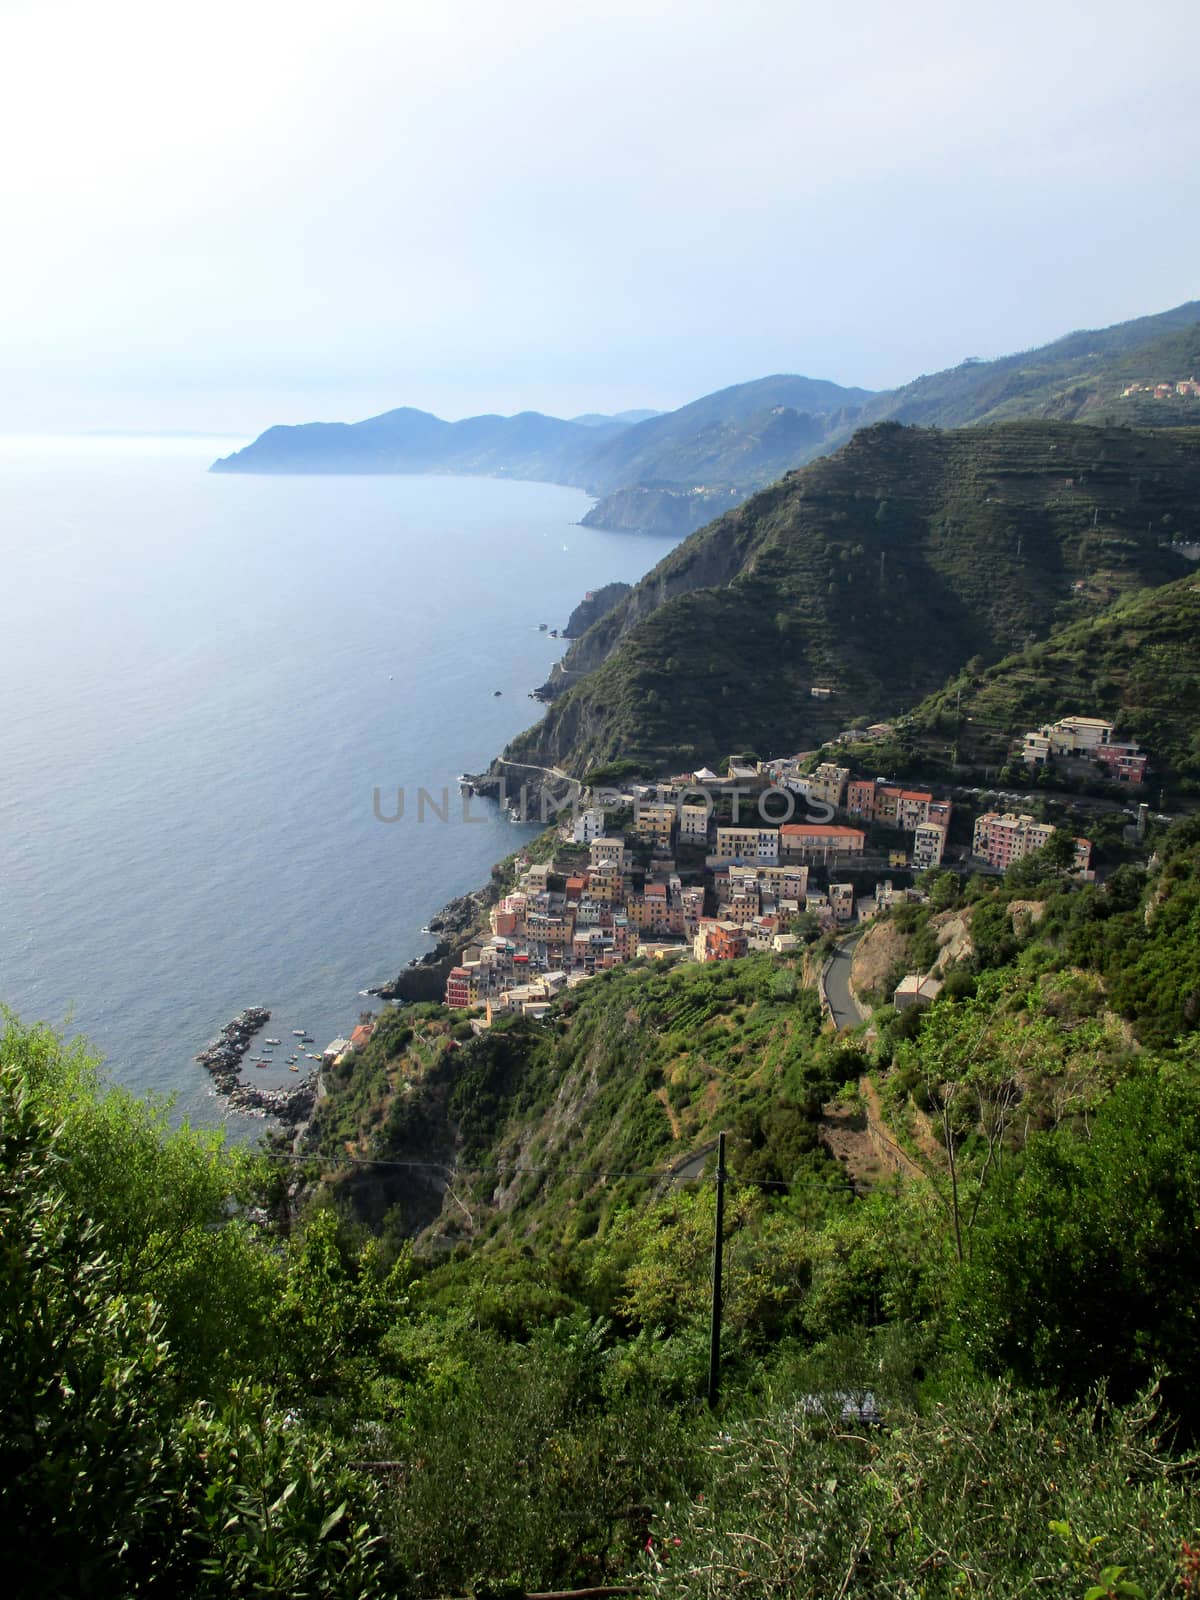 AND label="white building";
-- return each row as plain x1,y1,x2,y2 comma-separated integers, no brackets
678,802,712,844
569,806,608,844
